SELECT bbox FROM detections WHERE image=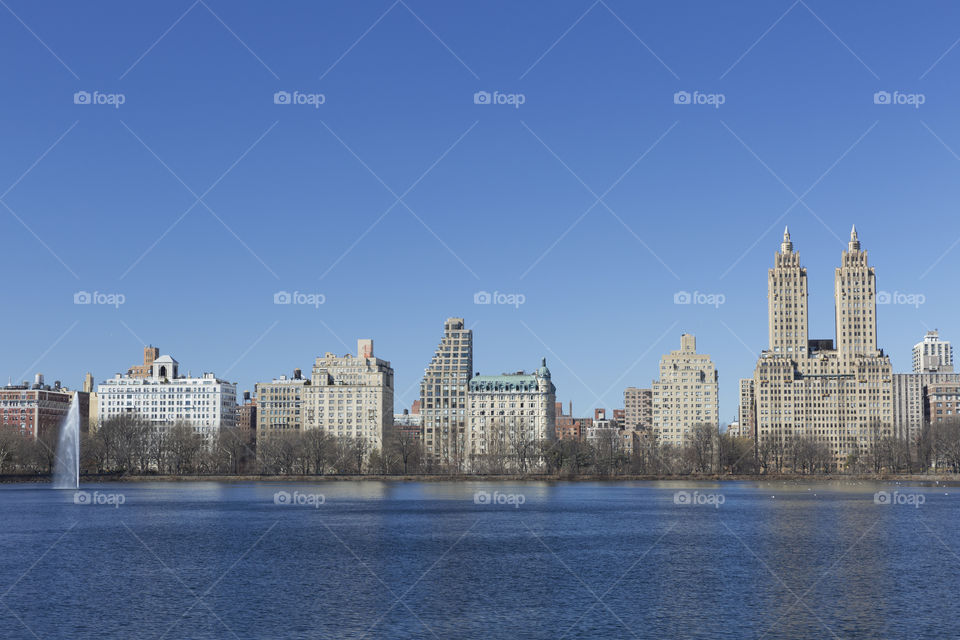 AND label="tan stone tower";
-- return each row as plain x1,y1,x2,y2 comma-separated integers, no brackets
768,227,809,357
746,227,893,470
835,225,878,365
